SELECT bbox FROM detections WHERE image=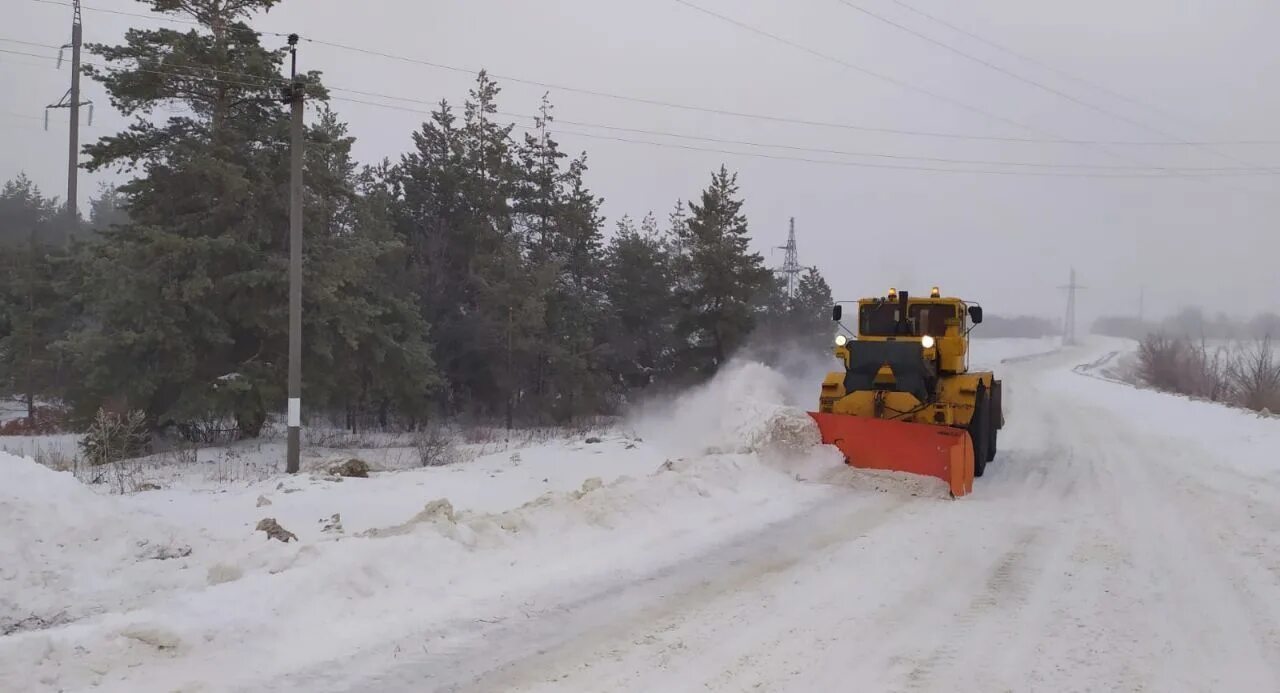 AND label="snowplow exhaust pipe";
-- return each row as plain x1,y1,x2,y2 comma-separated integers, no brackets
808,412,975,498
